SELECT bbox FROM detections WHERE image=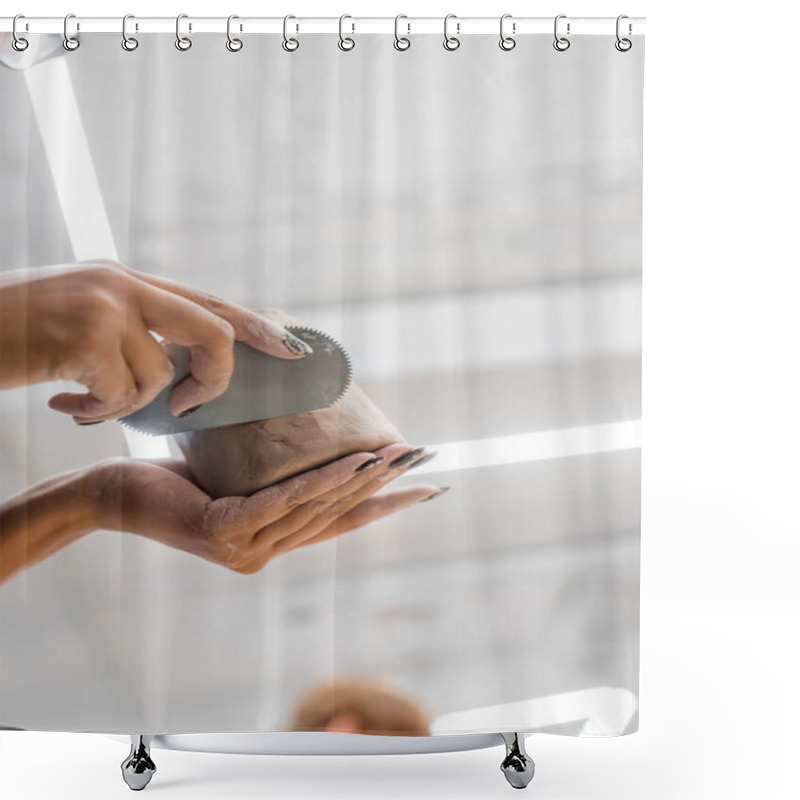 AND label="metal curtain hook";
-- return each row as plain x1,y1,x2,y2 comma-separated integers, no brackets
443,14,460,51
499,14,516,51
615,14,632,51
12,15,29,51
394,14,410,51
283,15,299,51
227,15,243,51
338,14,355,51
63,13,80,51
122,14,139,51
175,14,192,50
553,14,570,51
